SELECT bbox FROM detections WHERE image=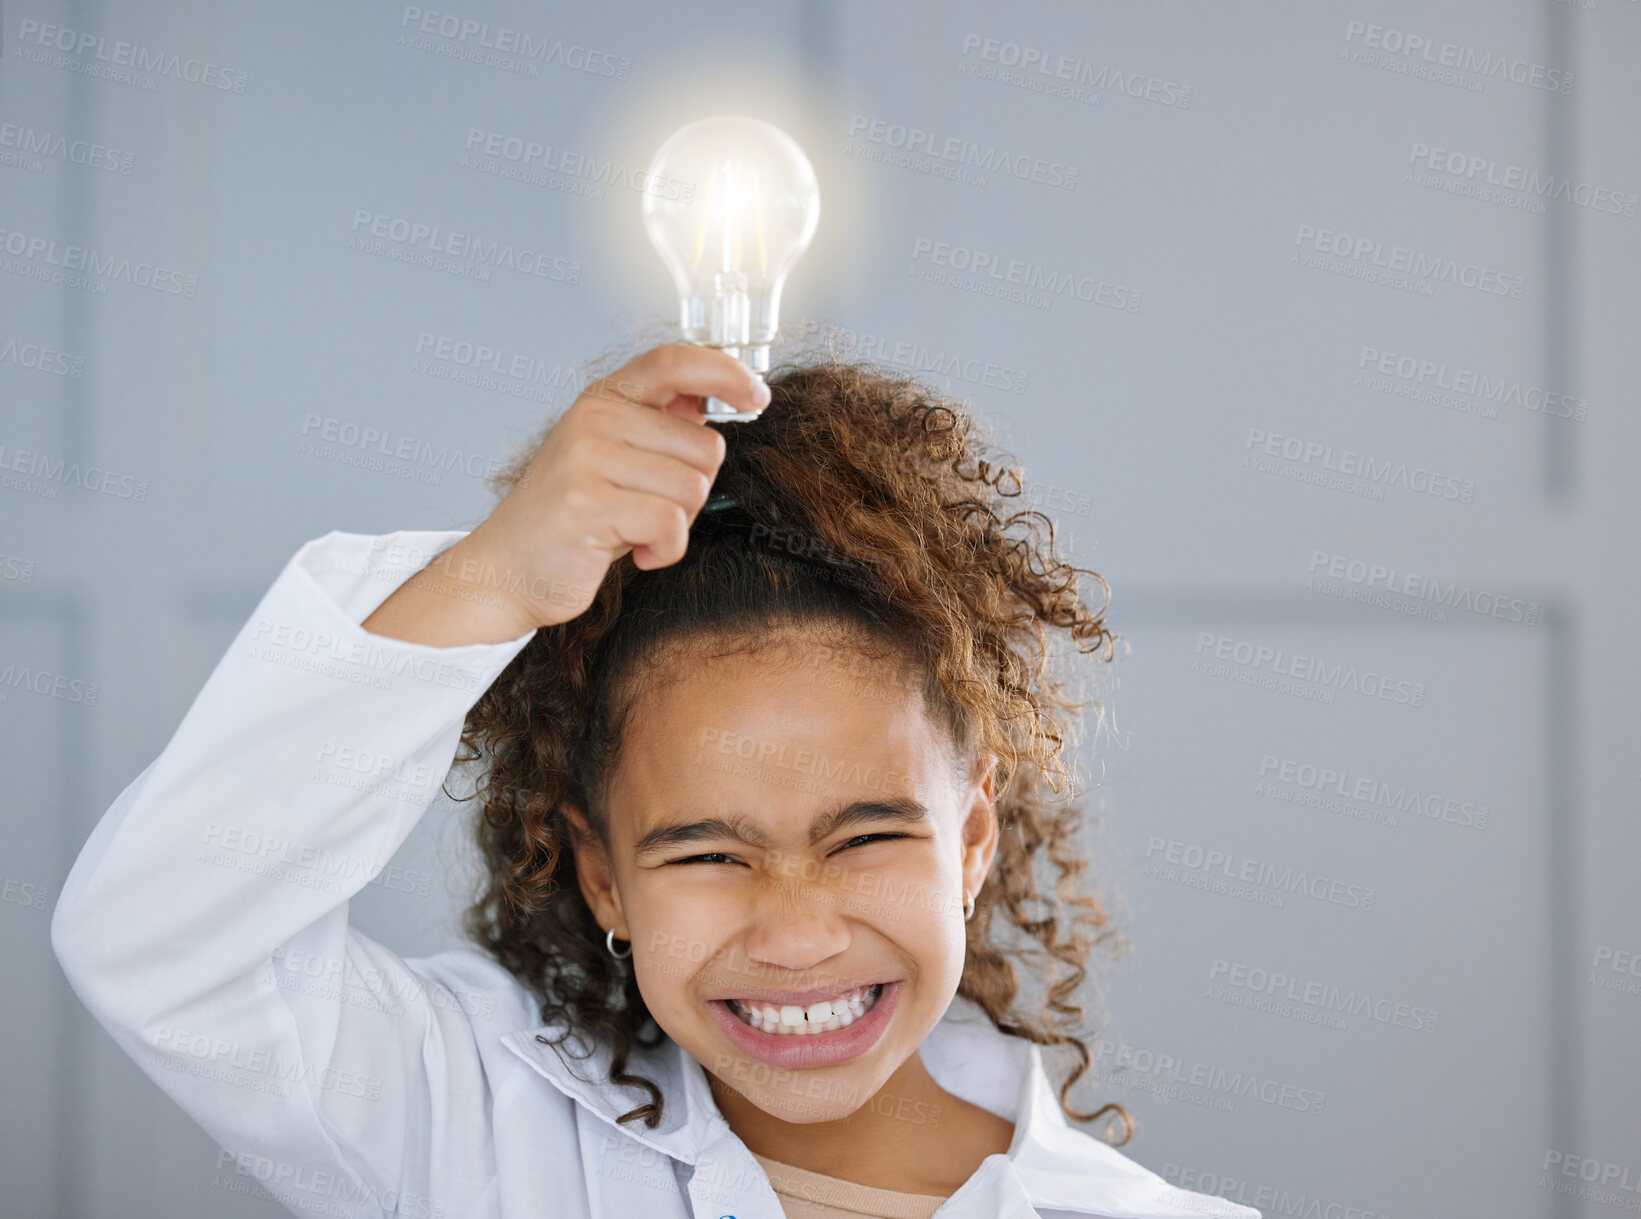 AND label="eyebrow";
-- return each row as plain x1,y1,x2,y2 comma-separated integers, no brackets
632,796,933,858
